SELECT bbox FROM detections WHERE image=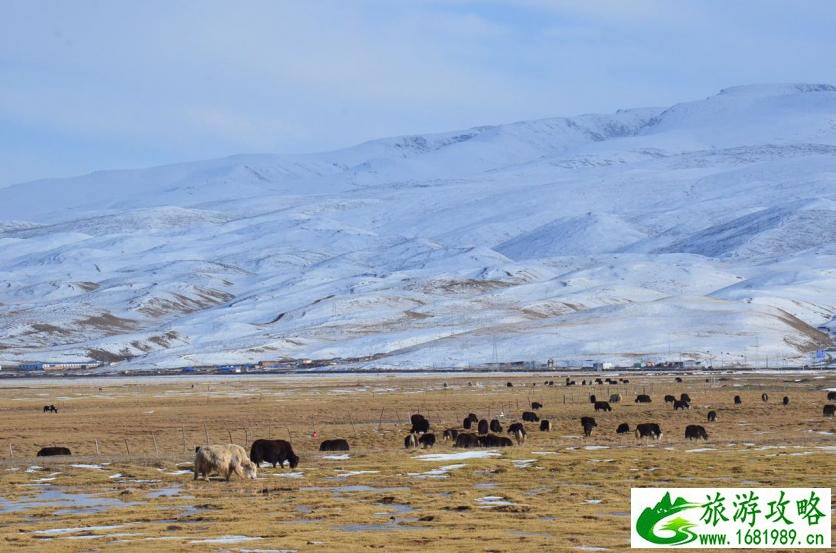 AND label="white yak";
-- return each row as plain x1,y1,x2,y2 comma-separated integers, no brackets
194,444,257,481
